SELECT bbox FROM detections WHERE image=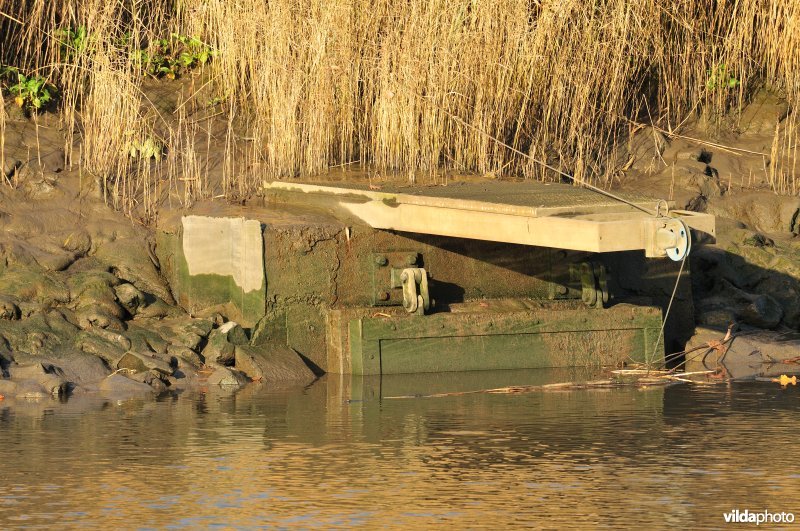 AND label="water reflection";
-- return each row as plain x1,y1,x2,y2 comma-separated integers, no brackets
1,369,799,528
